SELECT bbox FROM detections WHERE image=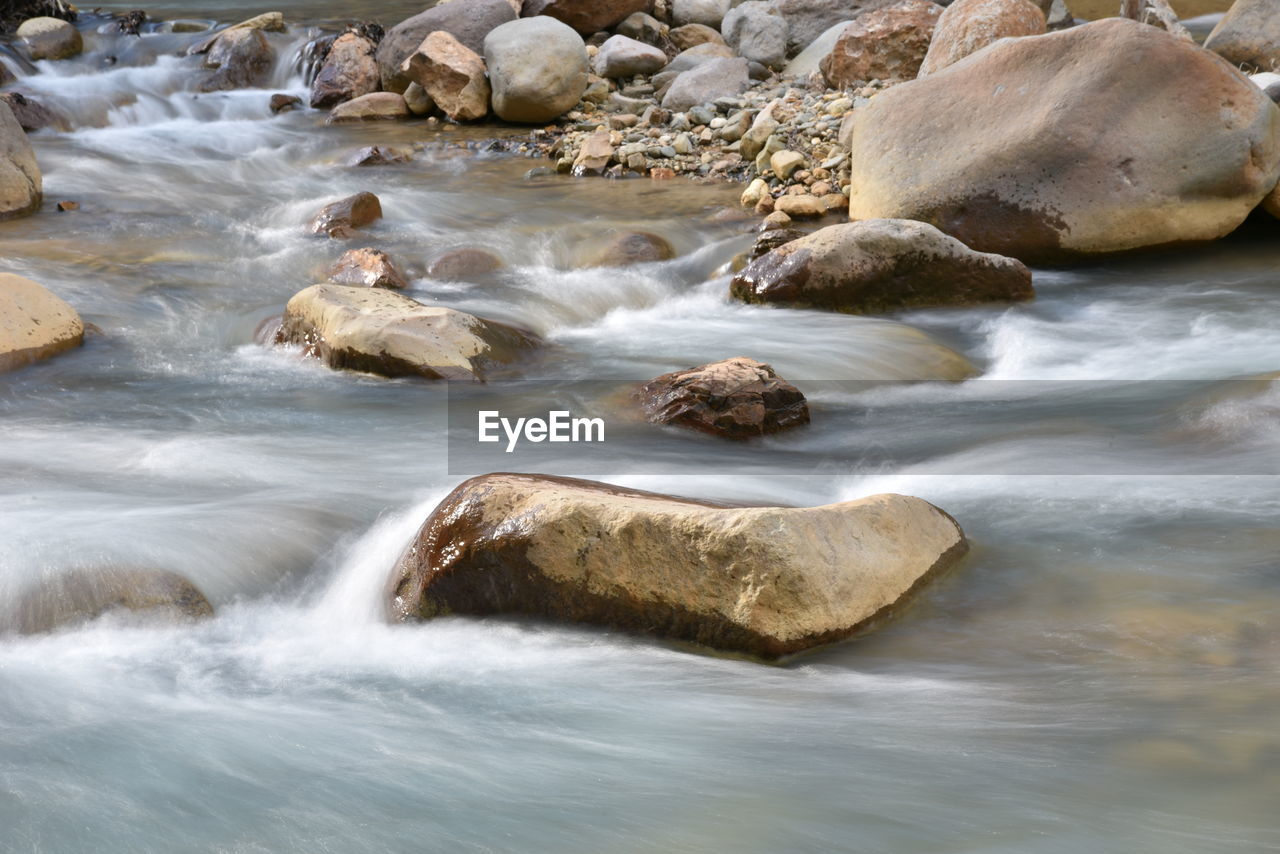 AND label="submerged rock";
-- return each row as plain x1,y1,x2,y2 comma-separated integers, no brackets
576,231,676,267
638,356,810,439
485,17,589,123
917,0,1045,77
0,92,66,132
400,31,490,122
376,0,516,93
0,103,40,221
326,247,408,289
275,284,539,381
199,27,275,92
309,31,379,108
387,473,969,659
845,19,1280,261
308,191,382,238
821,0,943,87
16,16,82,61
0,273,83,372
426,247,504,279
522,0,651,35
1204,0,1280,73
731,219,1033,313
8,568,214,635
